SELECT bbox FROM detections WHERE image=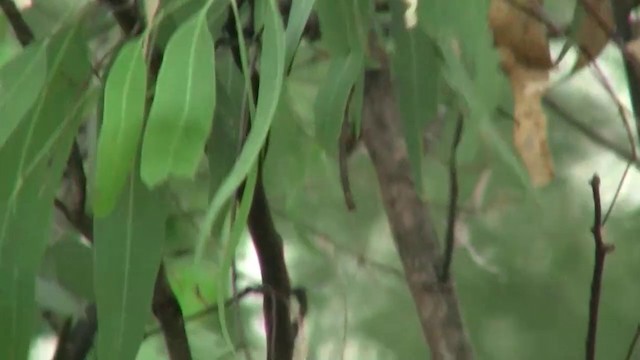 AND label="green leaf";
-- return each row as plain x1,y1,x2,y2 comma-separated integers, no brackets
195,0,285,261
0,24,91,360
94,38,148,216
217,164,258,354
94,165,167,360
314,51,364,154
141,9,216,187
284,0,316,69
315,0,370,54
389,2,440,195
439,41,530,188
0,41,48,148
48,236,95,300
